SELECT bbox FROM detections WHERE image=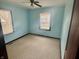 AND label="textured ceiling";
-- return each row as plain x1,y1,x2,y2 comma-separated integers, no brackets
0,0,65,9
